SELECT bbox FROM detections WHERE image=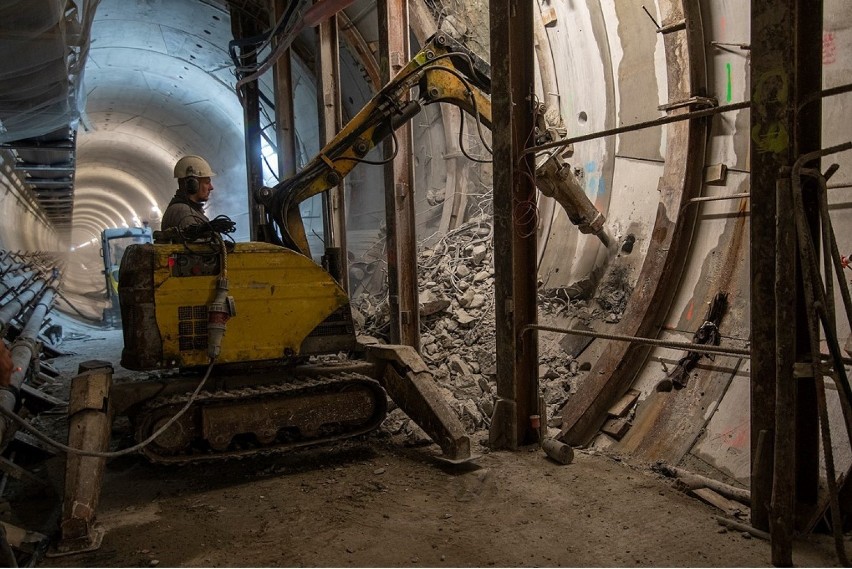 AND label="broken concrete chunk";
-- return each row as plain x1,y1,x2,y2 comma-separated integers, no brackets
448,355,471,376
471,244,488,265
456,265,471,278
419,291,451,316
480,397,495,418
542,438,574,464
468,294,486,309
454,308,476,327
473,270,489,283
356,334,382,346
351,306,366,328
461,399,483,427
476,375,490,393
458,289,475,308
